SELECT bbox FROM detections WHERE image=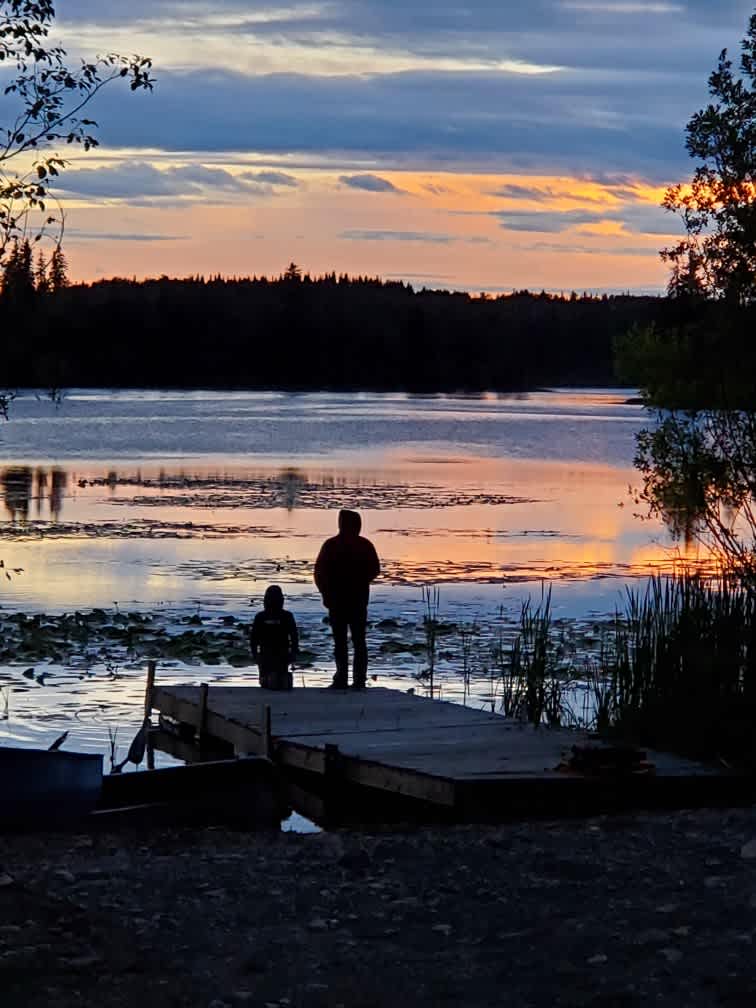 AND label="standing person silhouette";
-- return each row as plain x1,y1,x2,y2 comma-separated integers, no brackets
314,509,380,690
